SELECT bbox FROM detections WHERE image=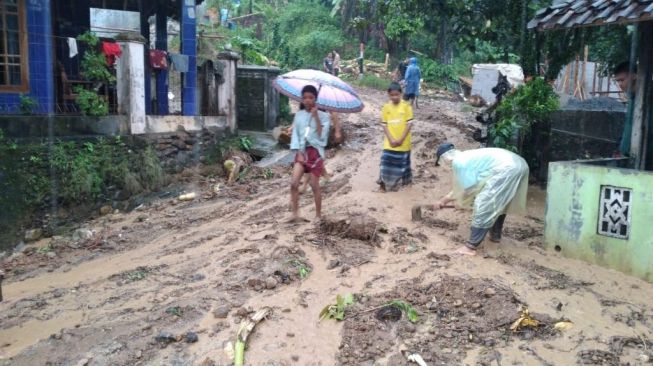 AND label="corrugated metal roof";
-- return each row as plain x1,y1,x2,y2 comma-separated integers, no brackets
528,0,653,30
